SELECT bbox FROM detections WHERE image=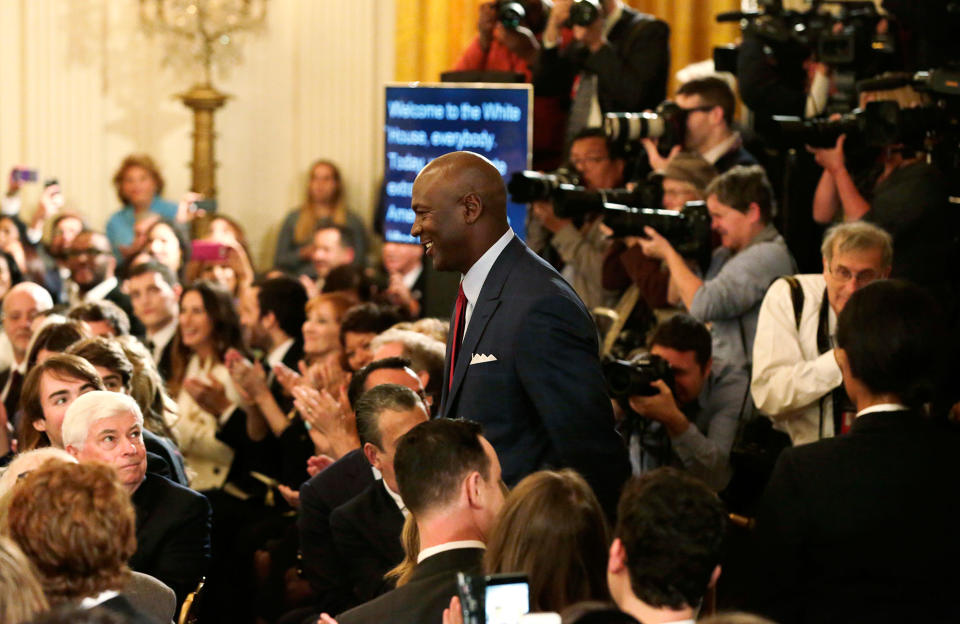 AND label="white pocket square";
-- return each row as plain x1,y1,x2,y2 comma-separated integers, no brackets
470,353,498,365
